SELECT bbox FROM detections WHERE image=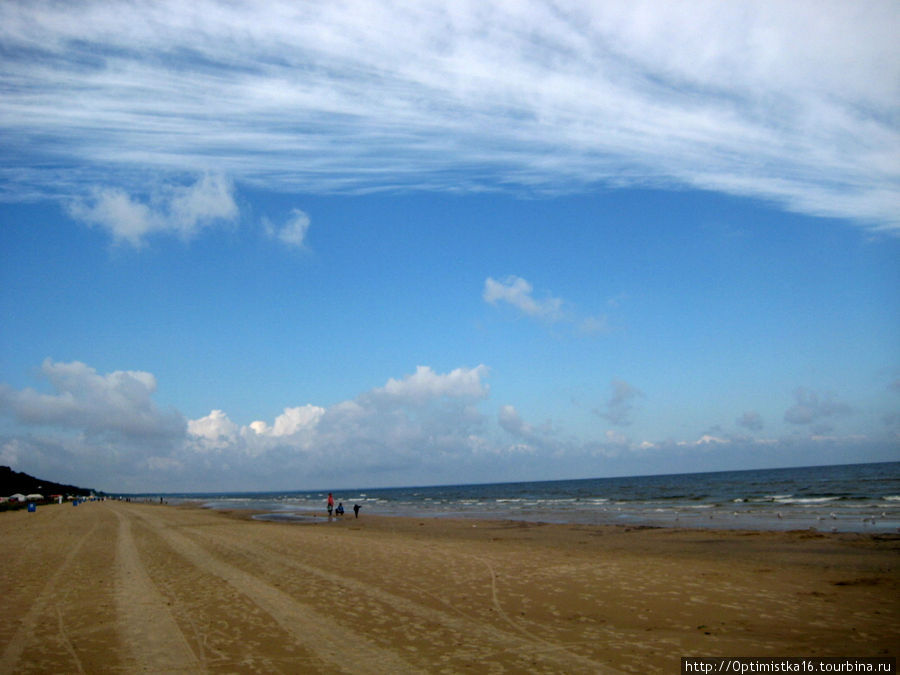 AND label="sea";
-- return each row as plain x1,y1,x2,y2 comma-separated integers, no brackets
165,461,900,534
